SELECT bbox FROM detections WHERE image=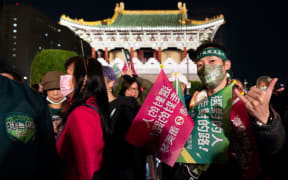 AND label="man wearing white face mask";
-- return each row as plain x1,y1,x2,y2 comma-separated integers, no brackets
41,71,67,135
256,75,272,91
